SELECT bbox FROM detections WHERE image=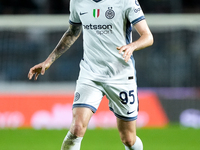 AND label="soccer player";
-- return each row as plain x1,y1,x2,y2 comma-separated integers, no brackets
28,0,153,149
